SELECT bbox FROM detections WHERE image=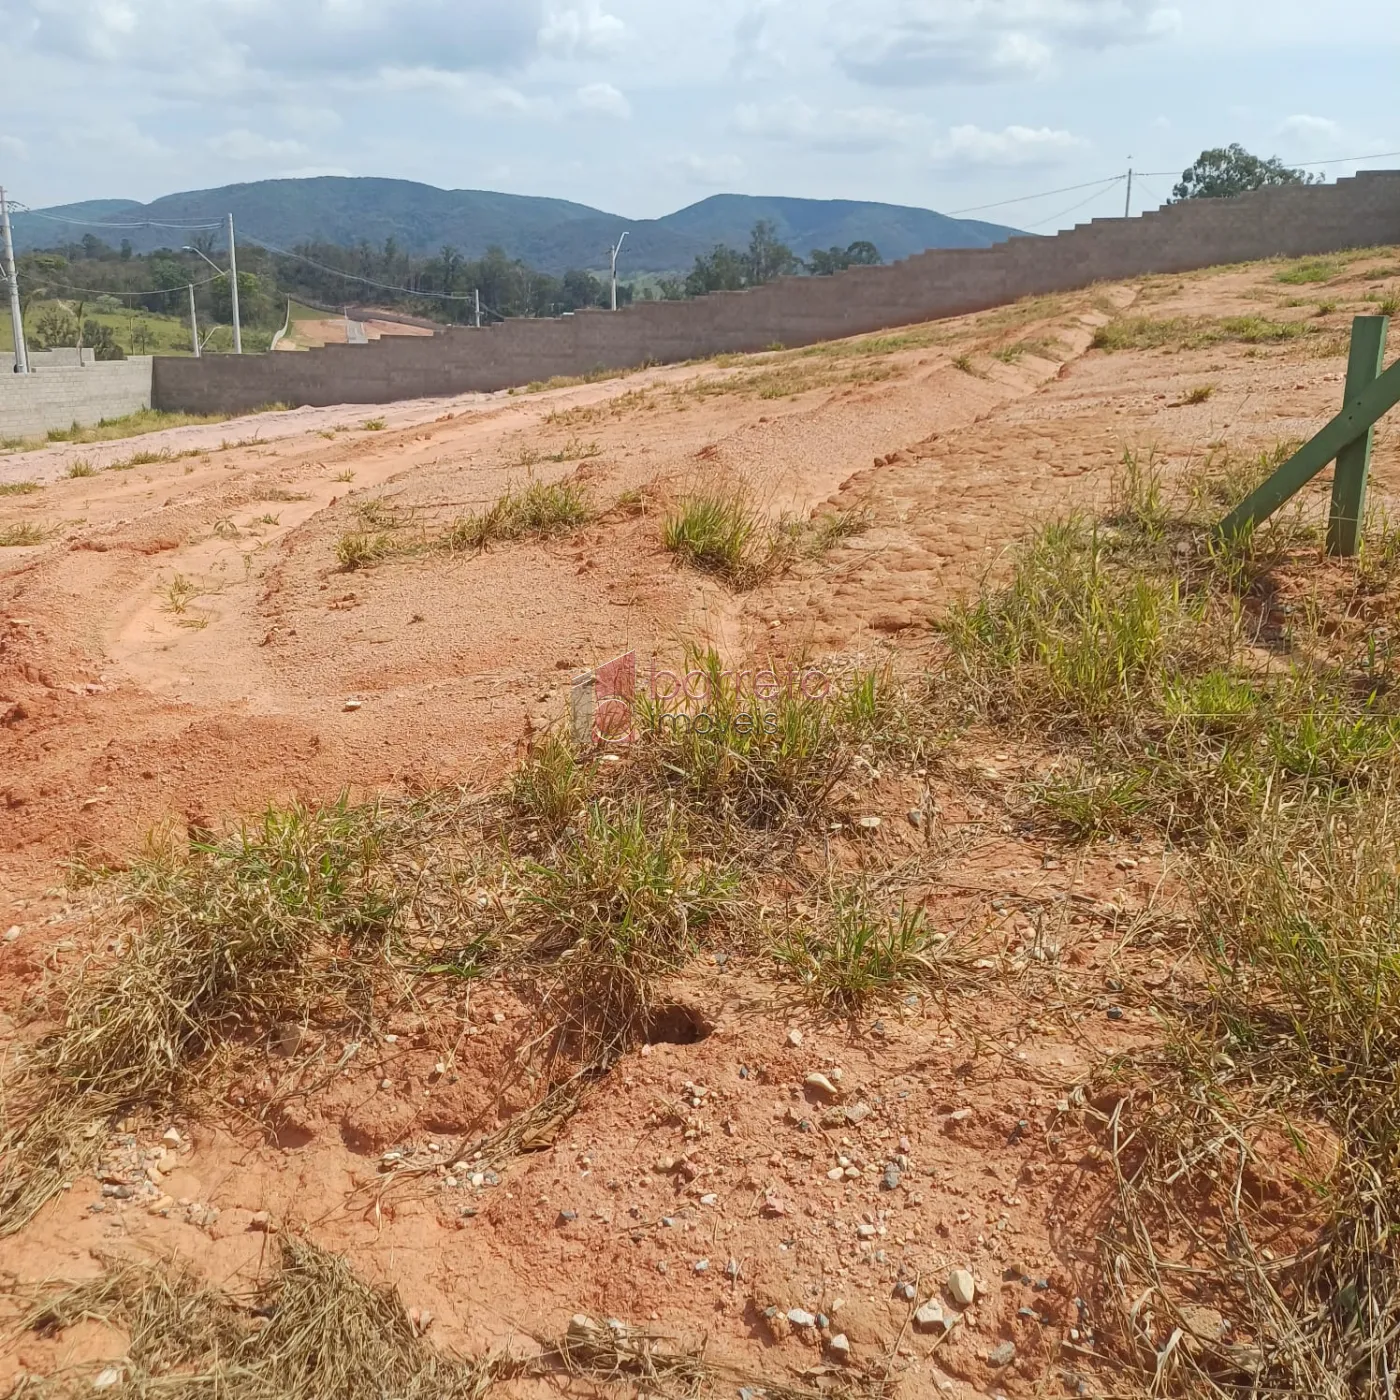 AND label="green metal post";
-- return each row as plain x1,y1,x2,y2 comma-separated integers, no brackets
1216,351,1400,543
1327,315,1390,555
